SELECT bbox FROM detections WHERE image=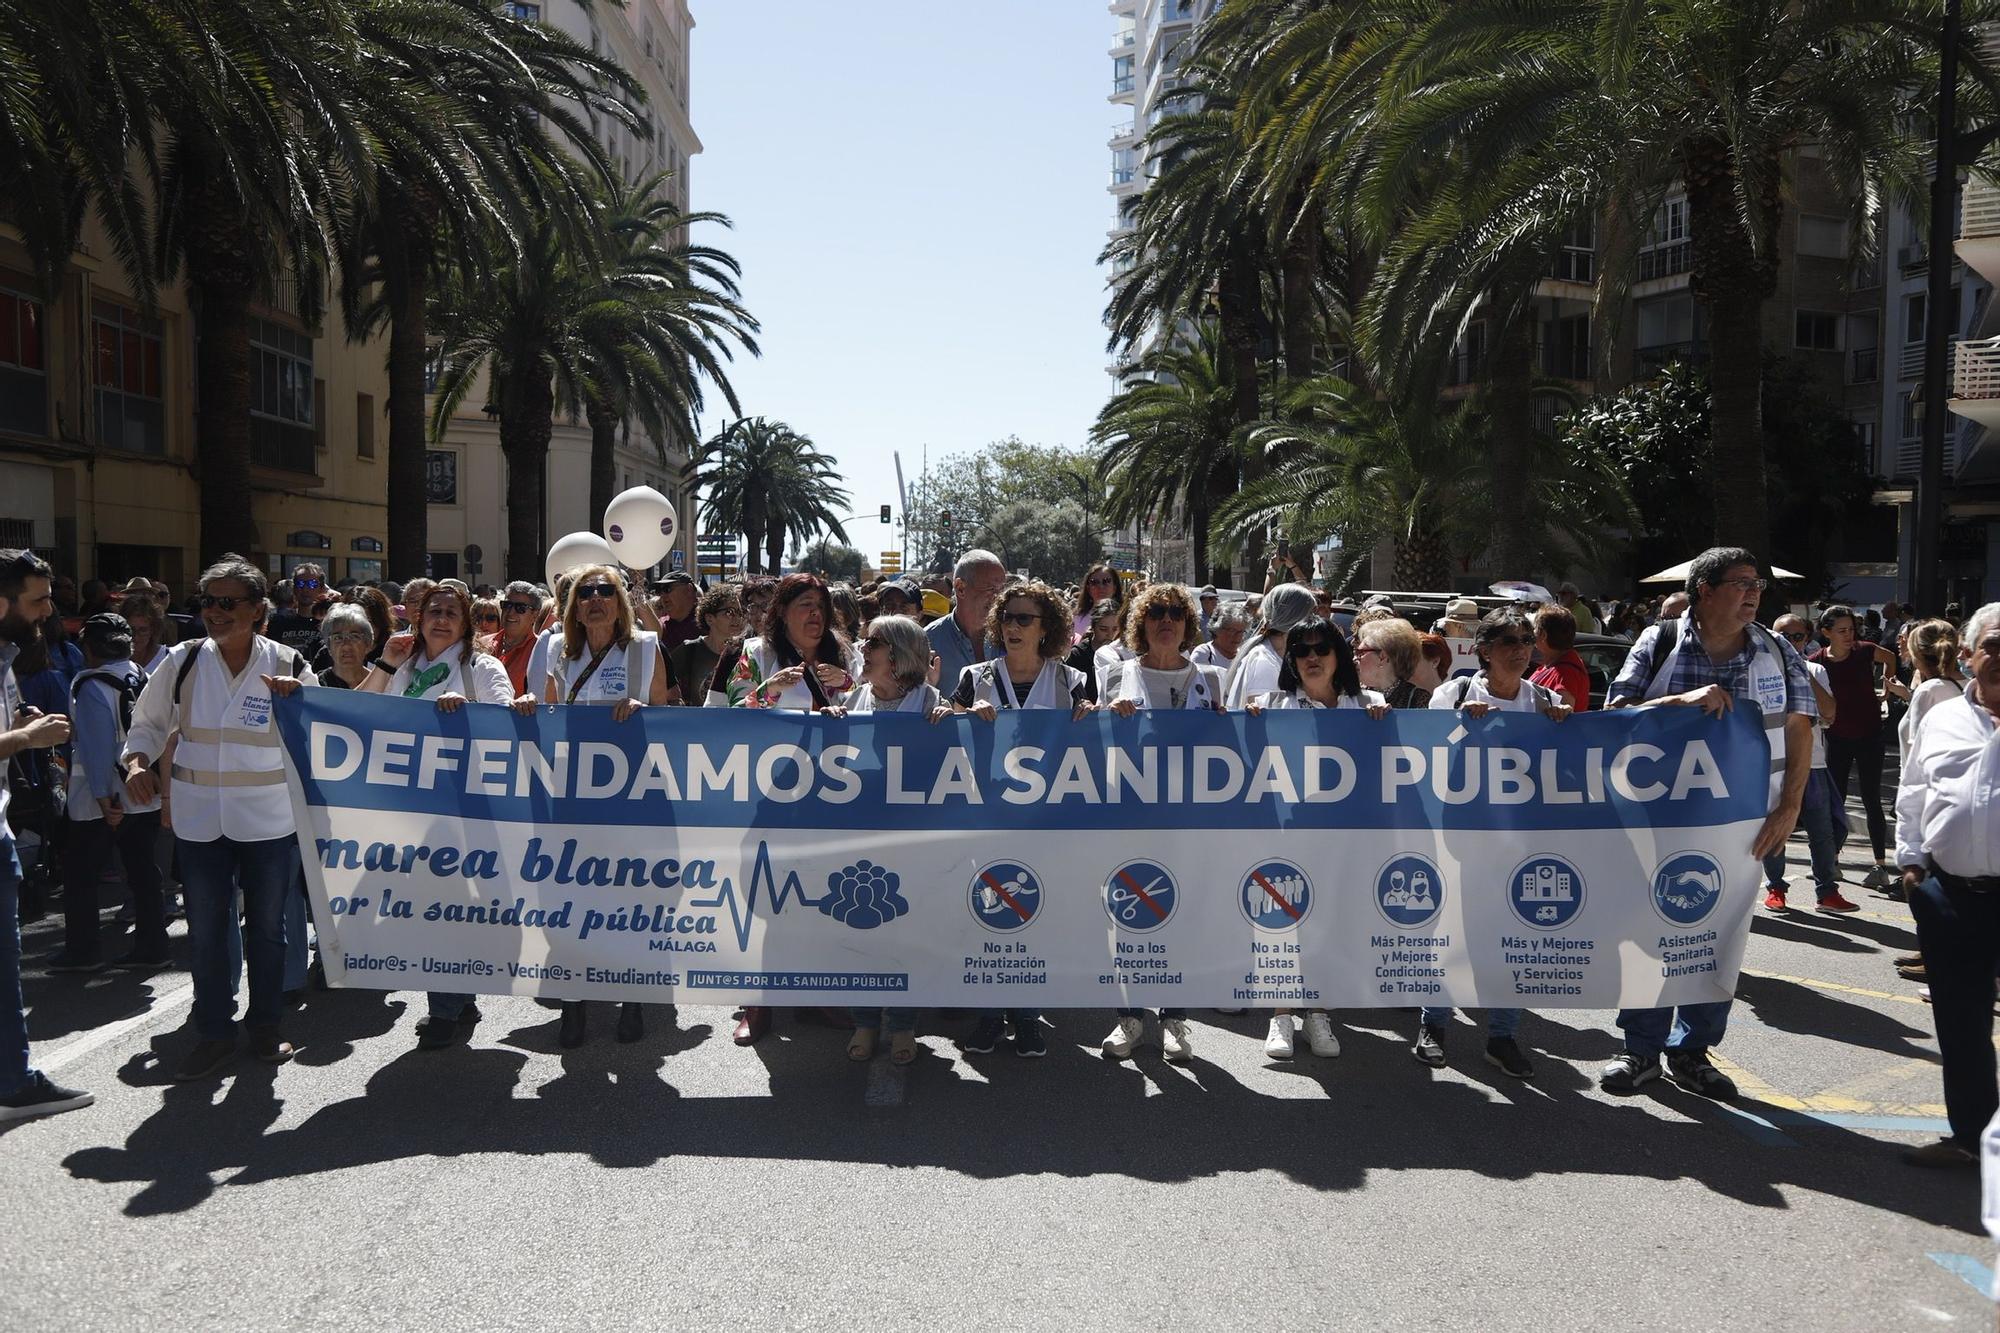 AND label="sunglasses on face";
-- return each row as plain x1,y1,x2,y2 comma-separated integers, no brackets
1292,639,1335,658
573,584,619,601
198,594,250,611
502,600,535,616
294,578,322,591
1489,634,1533,649
1000,611,1041,629
476,613,500,625
1144,604,1187,623
1087,576,1114,587
1784,631,1808,643
862,635,889,650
